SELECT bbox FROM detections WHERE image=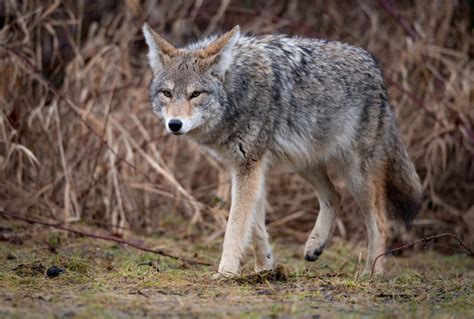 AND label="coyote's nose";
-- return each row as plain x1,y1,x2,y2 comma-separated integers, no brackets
168,119,183,133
